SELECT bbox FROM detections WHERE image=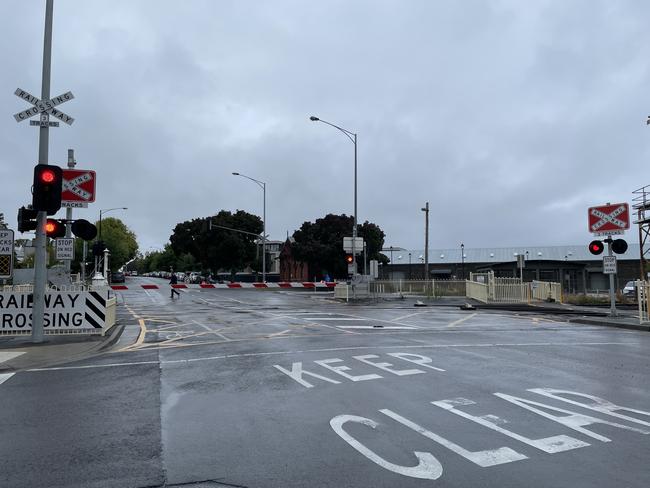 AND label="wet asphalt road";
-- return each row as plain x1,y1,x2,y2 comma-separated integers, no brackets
1,278,649,488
